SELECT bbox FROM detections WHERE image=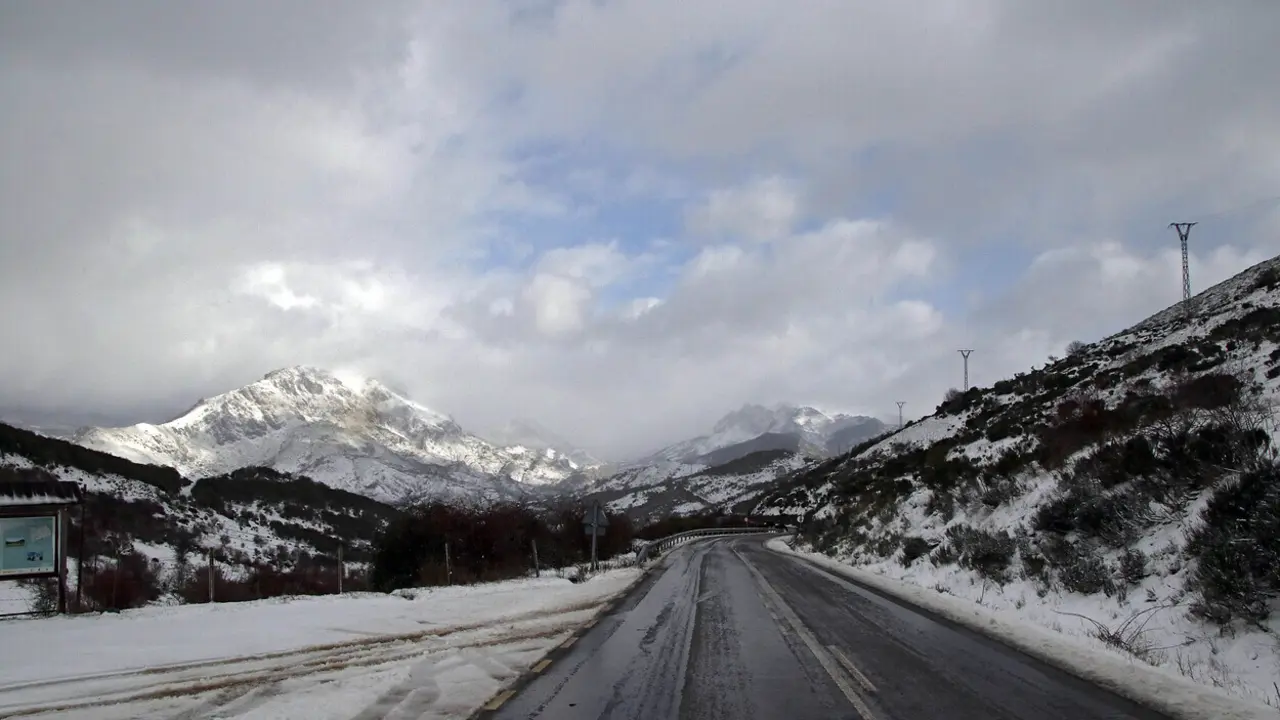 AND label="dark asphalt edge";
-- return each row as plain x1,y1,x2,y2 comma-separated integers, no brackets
761,538,1274,720
464,559,668,720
